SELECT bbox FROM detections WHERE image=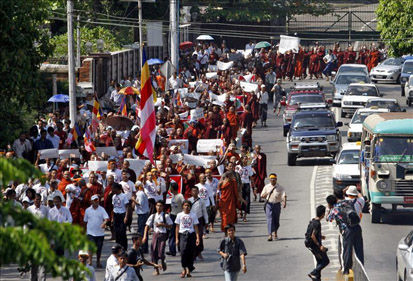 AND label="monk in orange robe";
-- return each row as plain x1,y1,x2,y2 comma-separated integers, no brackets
226,106,239,140
58,170,72,197
218,174,239,231
294,47,304,79
367,47,380,71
